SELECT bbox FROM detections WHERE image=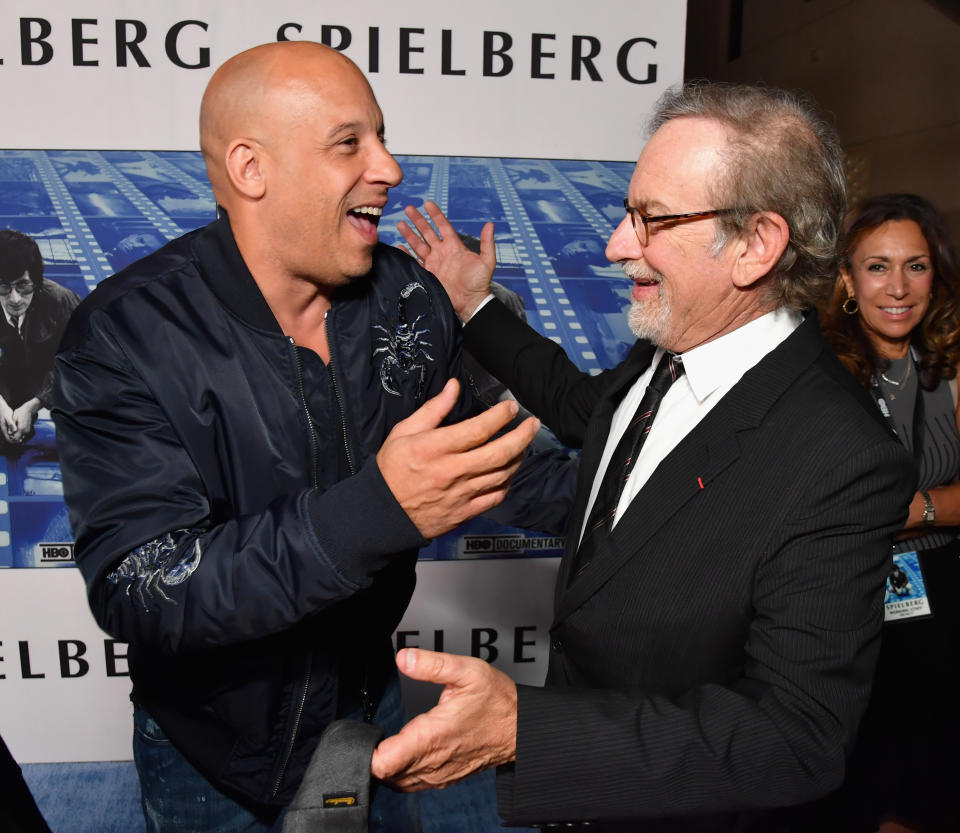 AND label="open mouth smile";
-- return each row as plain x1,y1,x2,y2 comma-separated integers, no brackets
347,205,383,226
346,205,385,243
